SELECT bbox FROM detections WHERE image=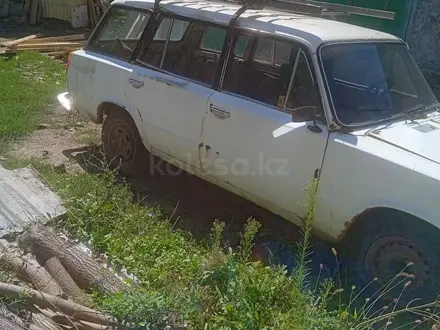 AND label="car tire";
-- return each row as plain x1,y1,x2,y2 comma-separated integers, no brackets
101,110,148,176
347,210,440,307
